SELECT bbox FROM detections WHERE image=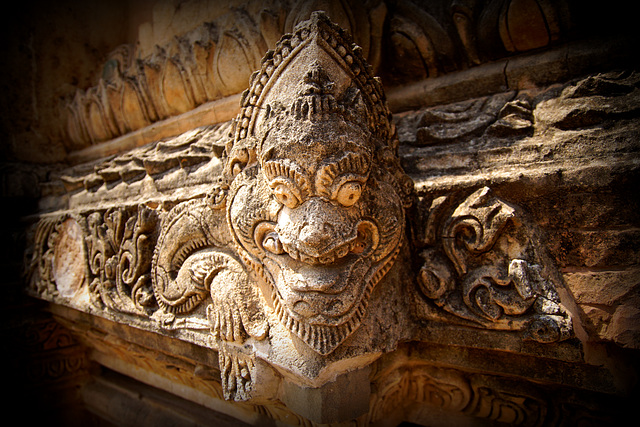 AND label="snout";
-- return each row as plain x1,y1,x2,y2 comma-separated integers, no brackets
275,198,362,264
